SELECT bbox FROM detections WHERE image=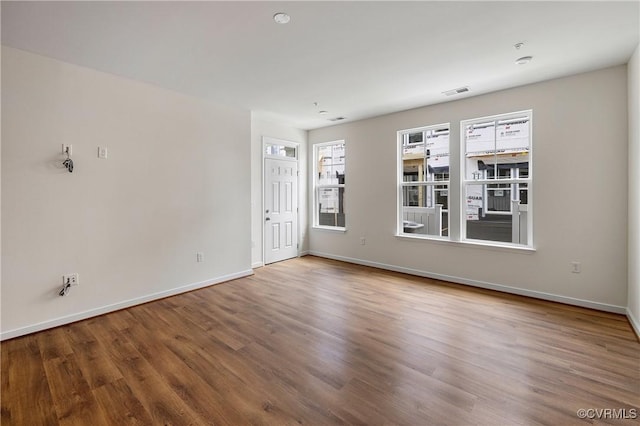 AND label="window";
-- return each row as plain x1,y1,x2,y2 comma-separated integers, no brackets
462,110,532,246
314,141,346,229
398,124,450,238
265,142,296,158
